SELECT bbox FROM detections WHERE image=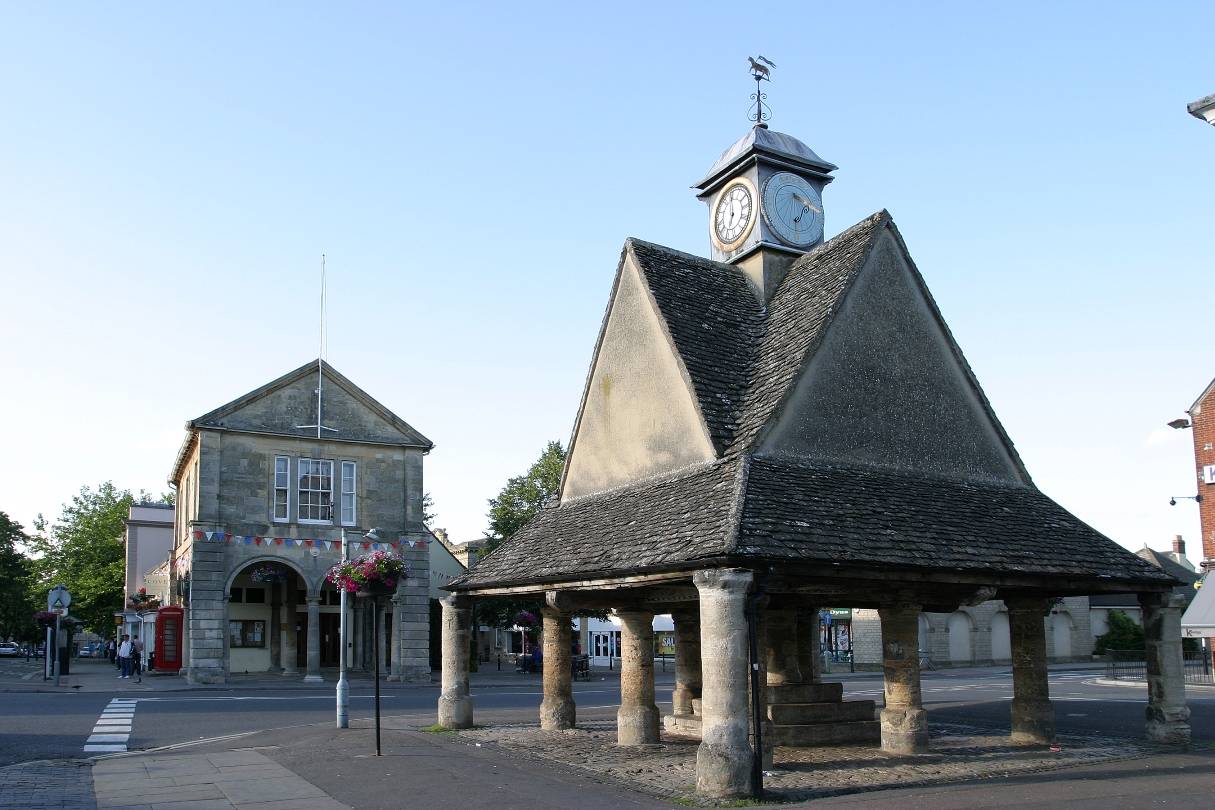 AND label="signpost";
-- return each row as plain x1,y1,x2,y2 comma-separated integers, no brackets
47,585,71,687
